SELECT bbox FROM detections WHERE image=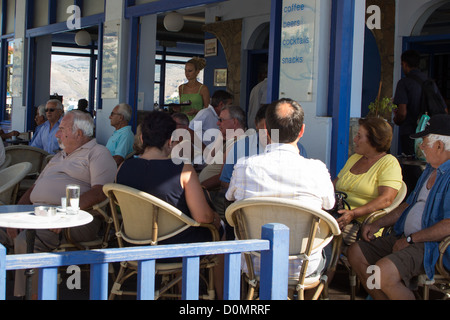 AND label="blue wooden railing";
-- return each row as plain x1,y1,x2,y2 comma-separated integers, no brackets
0,223,289,300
